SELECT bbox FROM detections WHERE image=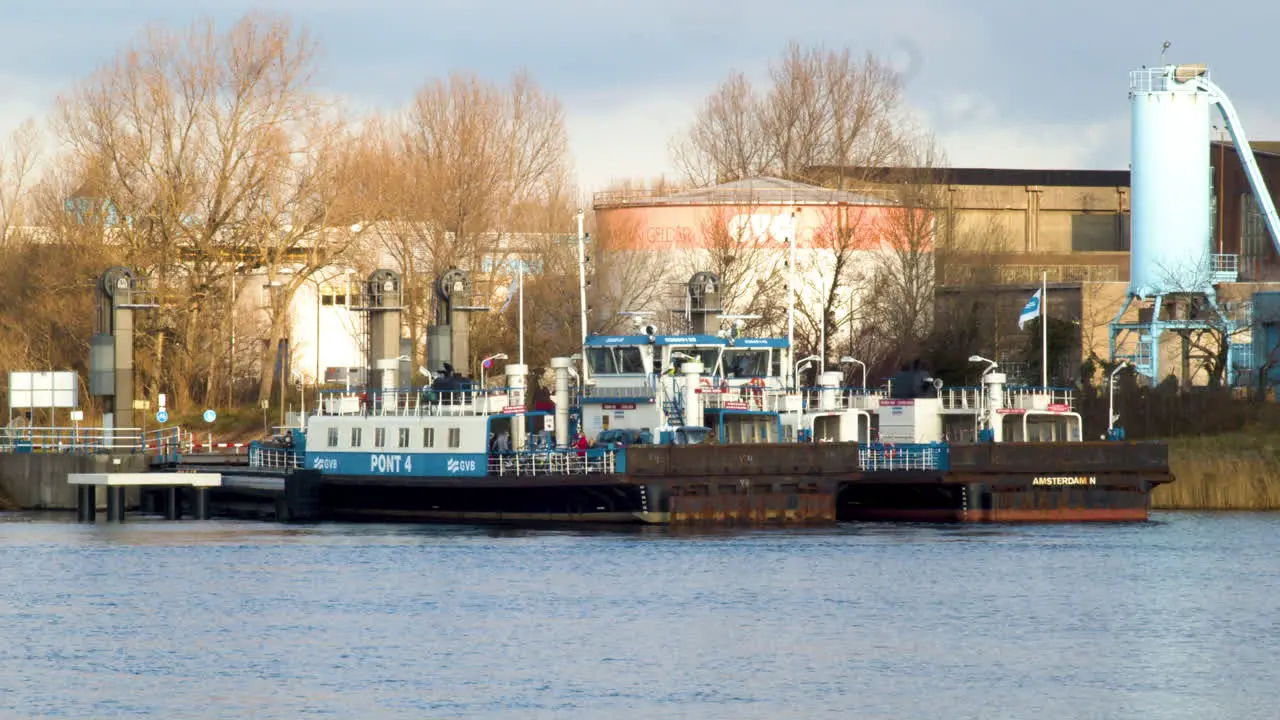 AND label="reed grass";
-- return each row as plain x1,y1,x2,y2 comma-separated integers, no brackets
1156,433,1280,510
